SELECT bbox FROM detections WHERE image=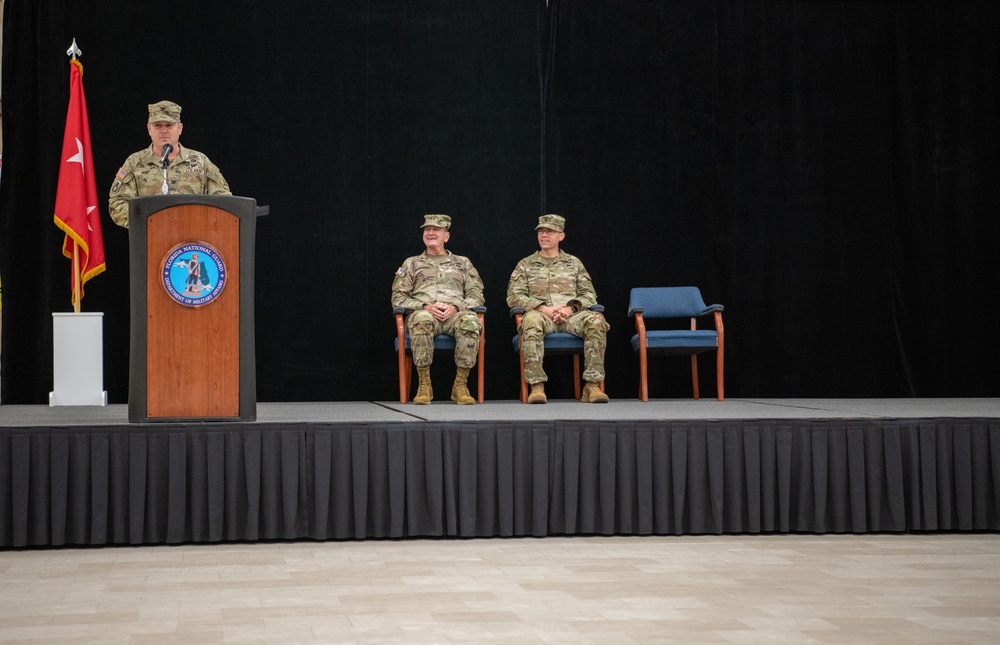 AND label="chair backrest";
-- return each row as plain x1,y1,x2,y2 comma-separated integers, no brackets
628,287,709,319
